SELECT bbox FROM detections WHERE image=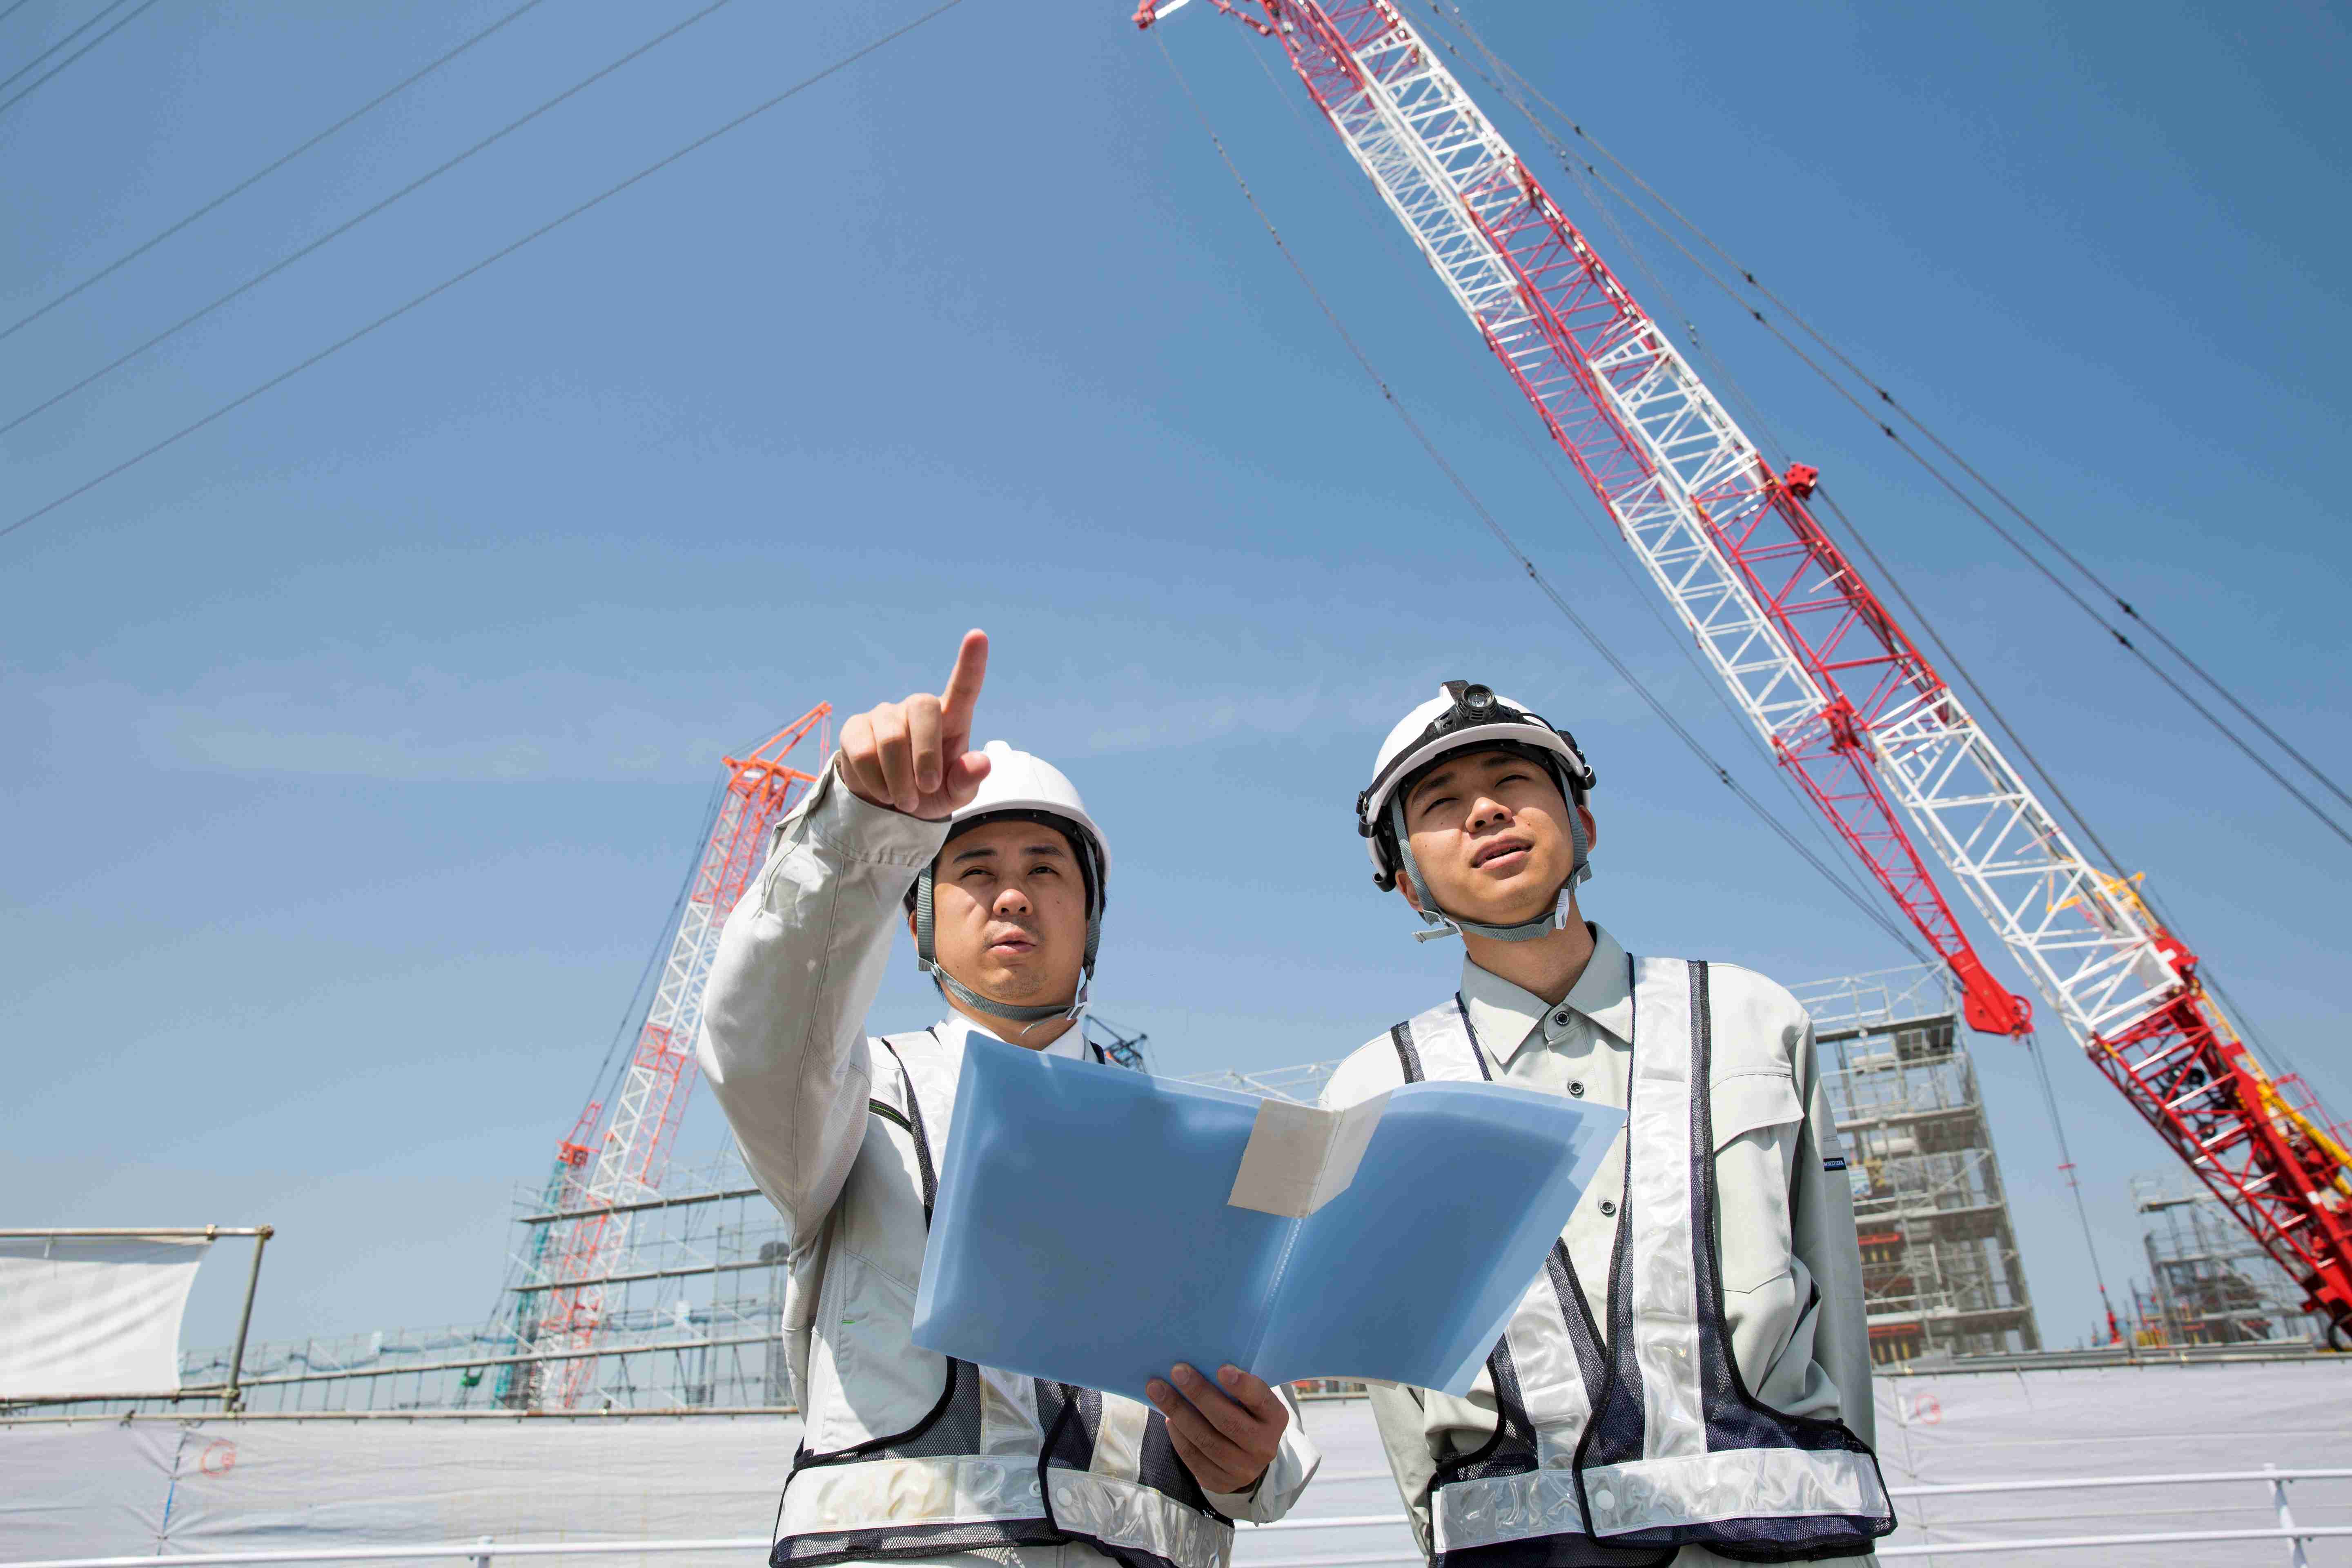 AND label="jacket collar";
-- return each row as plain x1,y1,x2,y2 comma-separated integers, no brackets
932,1012,1091,1062
1459,923,1634,1069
